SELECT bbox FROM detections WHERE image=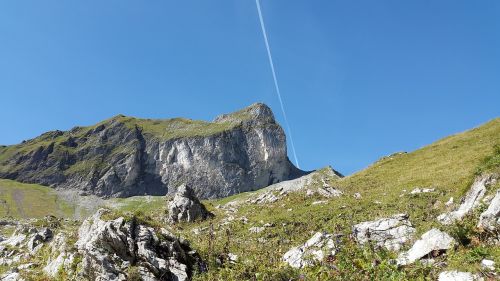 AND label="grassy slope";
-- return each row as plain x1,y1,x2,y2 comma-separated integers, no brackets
103,118,499,280
0,179,74,219
1,118,498,280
